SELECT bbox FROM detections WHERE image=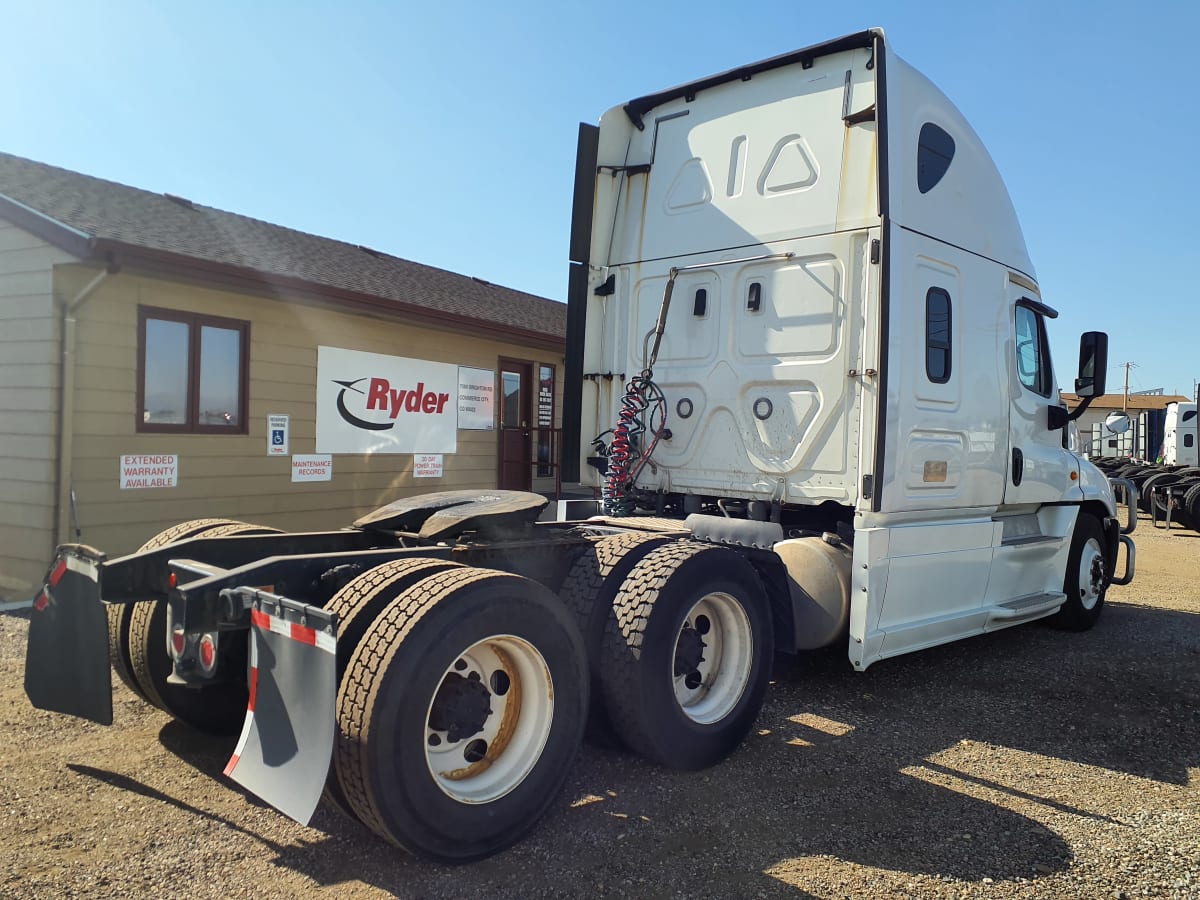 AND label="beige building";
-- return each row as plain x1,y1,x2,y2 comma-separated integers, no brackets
0,152,566,598
1061,392,1190,459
